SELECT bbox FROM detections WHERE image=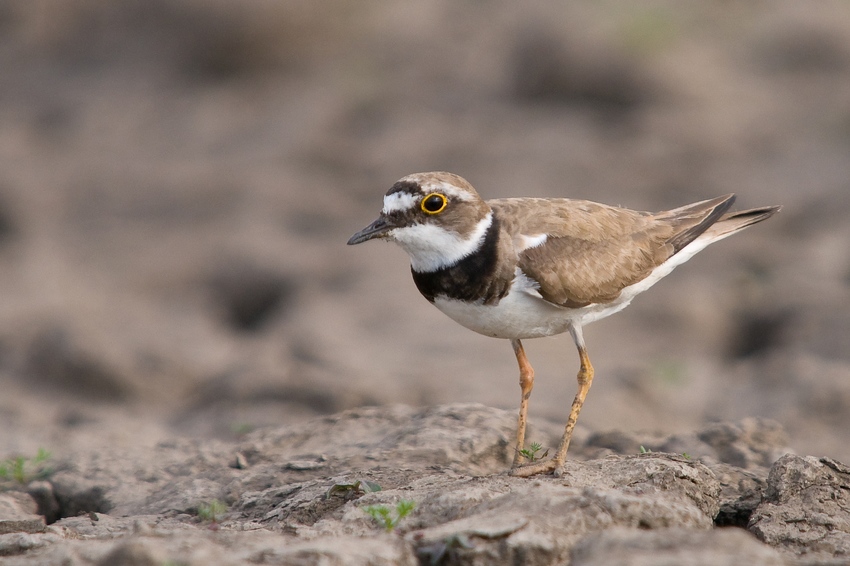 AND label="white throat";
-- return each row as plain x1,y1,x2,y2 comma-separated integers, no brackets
391,212,493,273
